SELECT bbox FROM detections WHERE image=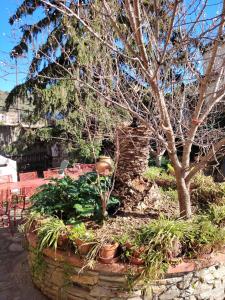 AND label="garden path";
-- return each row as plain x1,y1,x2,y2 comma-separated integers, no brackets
0,227,47,300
